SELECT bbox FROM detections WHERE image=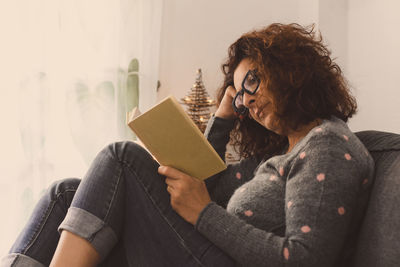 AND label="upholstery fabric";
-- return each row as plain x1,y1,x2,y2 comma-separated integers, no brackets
353,131,400,267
